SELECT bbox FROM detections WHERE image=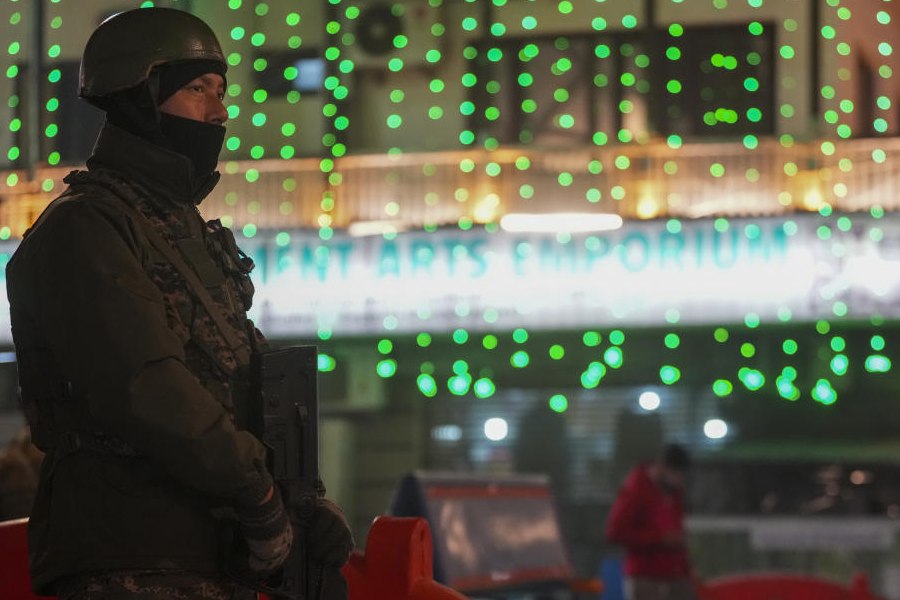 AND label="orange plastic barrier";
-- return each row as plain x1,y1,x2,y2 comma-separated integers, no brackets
696,572,883,600
0,518,53,600
1,516,466,600
342,516,468,600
